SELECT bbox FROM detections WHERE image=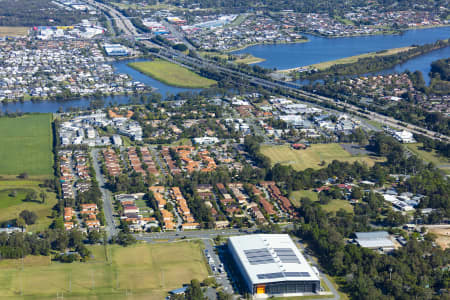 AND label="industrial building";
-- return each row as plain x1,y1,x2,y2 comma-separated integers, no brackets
228,234,320,297
354,231,395,252
103,44,129,56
